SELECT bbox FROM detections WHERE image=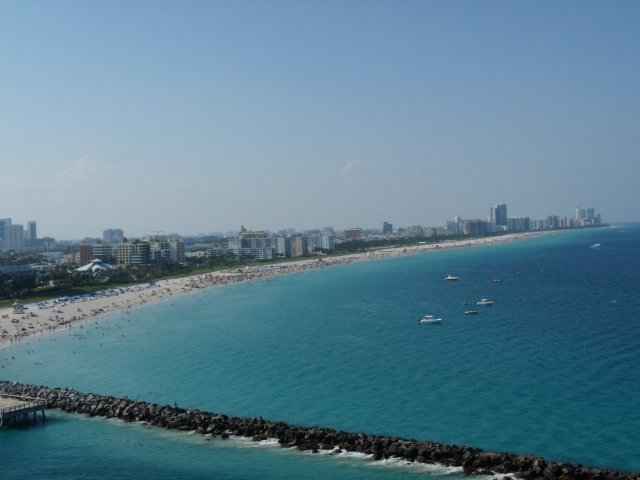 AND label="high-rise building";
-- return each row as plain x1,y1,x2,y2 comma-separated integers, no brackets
78,244,94,265
305,232,335,252
150,240,172,263
547,215,561,229
276,235,292,258
92,244,115,263
491,204,508,226
507,217,531,232
169,239,185,263
0,218,11,249
26,221,37,241
446,215,462,235
225,228,276,260
575,207,586,221
103,228,124,243
320,232,335,250
463,219,488,235
291,234,306,257
344,227,364,241
8,224,25,250
115,241,151,265
382,222,393,235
